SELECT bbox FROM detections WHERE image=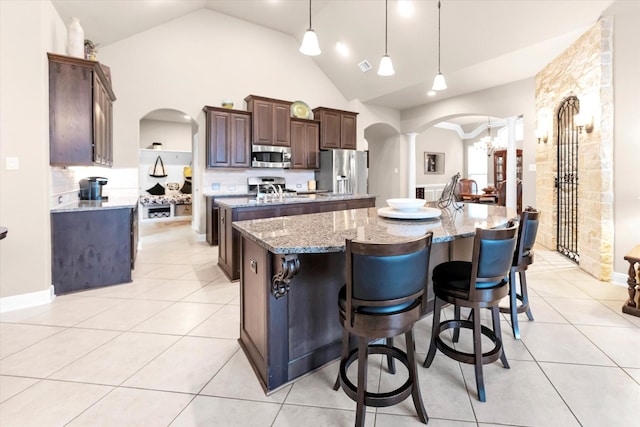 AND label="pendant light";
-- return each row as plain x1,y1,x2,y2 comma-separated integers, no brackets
300,0,321,56
377,0,395,76
432,0,447,90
